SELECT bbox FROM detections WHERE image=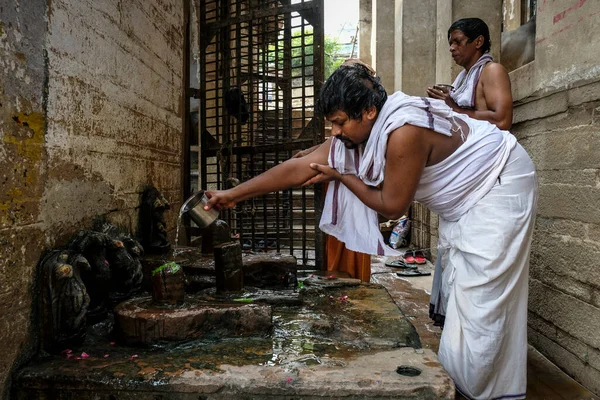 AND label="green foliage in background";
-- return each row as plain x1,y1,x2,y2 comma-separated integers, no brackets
262,28,346,79
324,35,344,78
